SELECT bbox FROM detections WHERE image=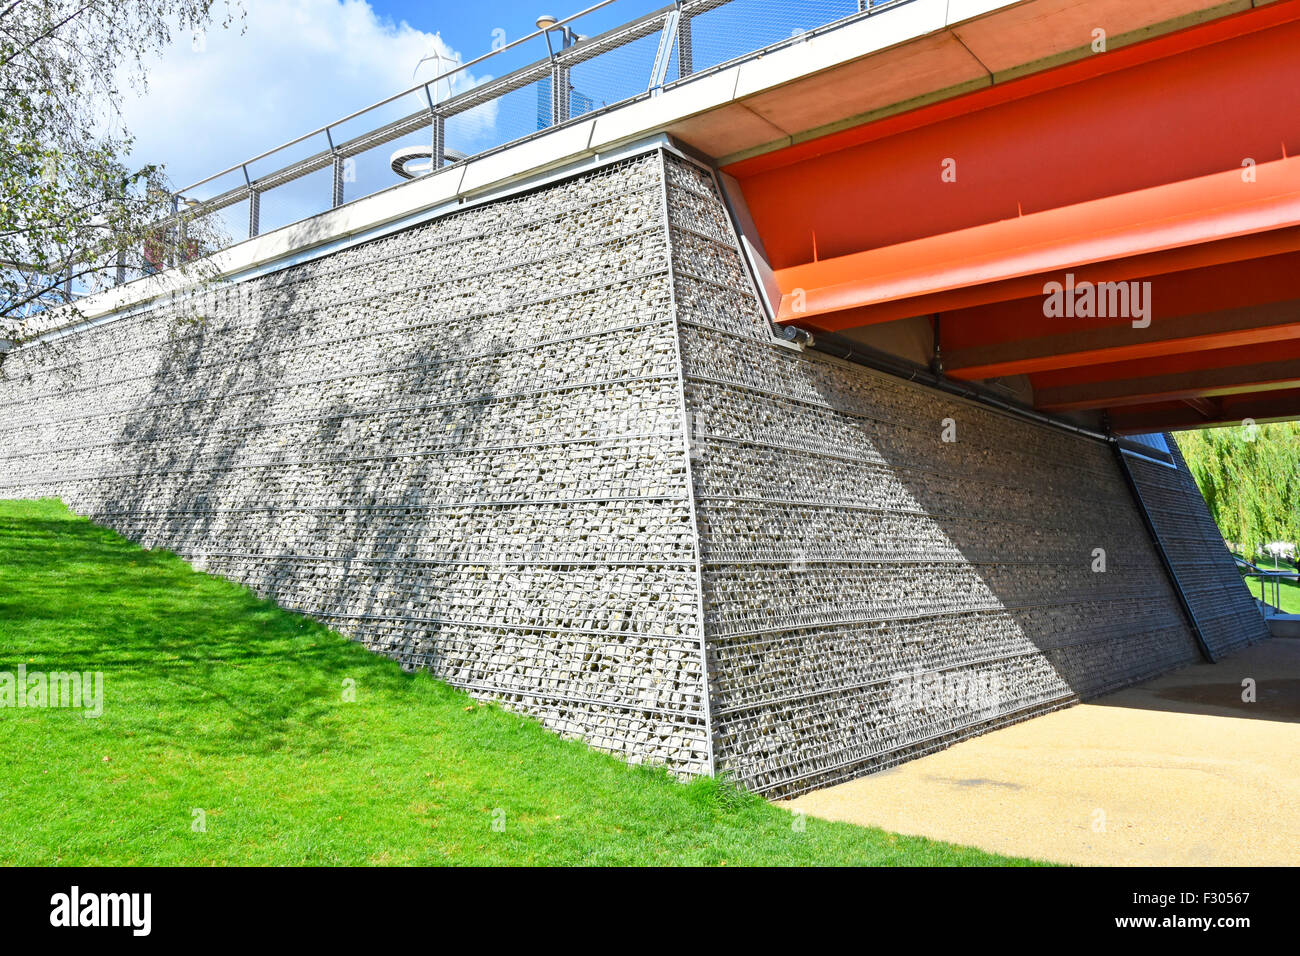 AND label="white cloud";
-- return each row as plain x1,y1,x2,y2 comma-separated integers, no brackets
120,0,489,236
